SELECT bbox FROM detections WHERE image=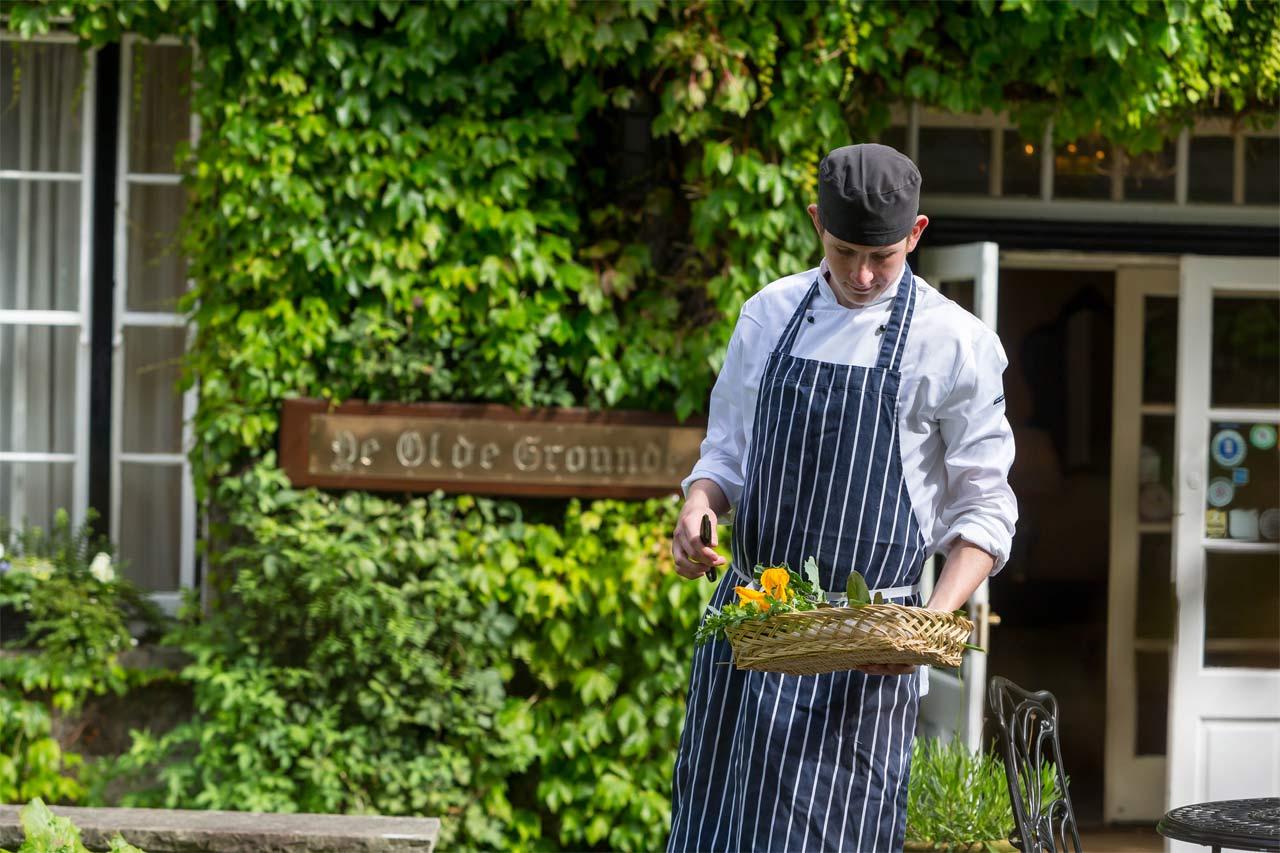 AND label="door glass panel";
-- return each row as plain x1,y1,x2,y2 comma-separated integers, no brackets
1136,533,1174,639
1211,295,1280,408
1054,135,1111,199
128,43,192,174
1135,650,1169,755
0,180,81,311
0,41,84,173
938,279,975,314
1002,130,1041,198
126,184,188,312
1139,415,1175,523
121,327,186,454
0,324,78,453
1244,136,1279,206
1188,136,1235,204
1204,420,1279,540
1204,550,1280,669
1142,296,1178,404
0,462,74,532
919,128,990,194
1124,141,1177,201
119,462,182,591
